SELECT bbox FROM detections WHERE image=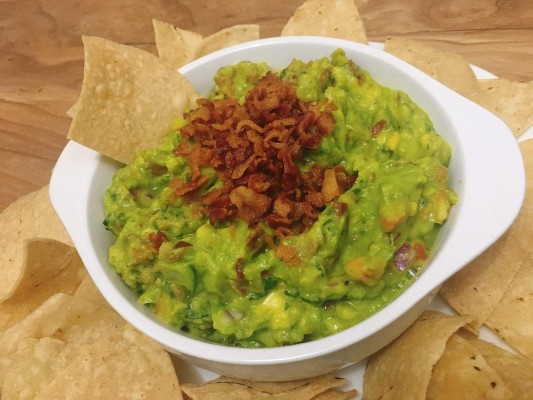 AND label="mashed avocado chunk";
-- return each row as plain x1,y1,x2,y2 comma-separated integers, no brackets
104,49,457,347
